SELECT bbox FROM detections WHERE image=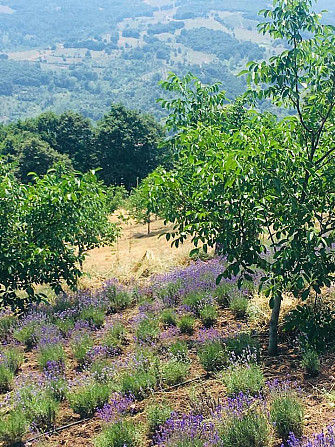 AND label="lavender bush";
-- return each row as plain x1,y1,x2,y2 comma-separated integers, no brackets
155,412,221,446
284,424,335,447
